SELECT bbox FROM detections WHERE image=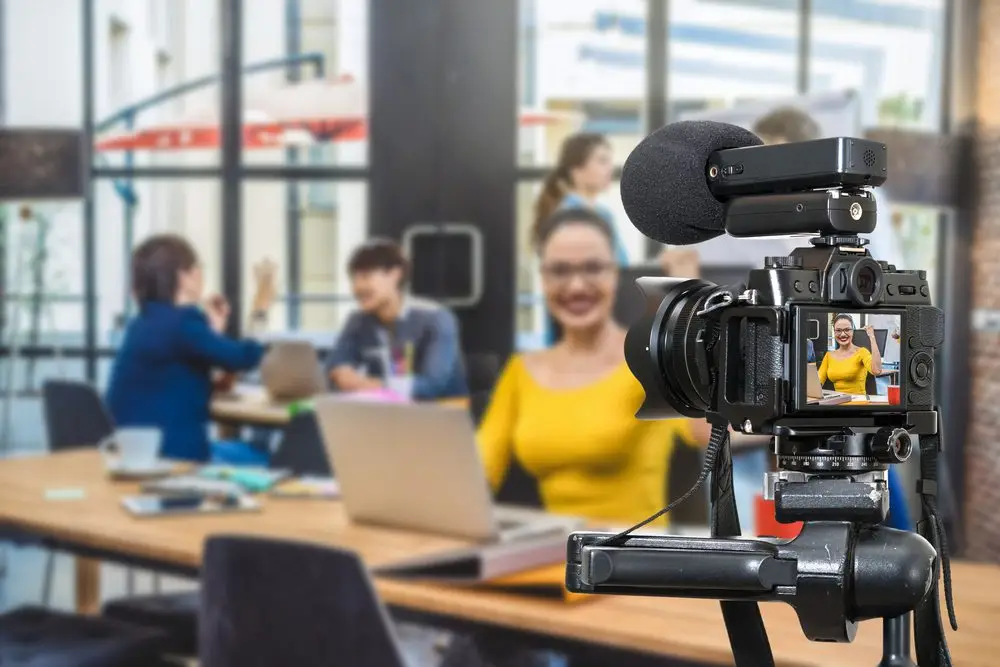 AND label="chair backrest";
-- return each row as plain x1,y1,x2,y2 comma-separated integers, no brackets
463,352,500,394
199,536,405,667
42,380,115,452
269,412,332,477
